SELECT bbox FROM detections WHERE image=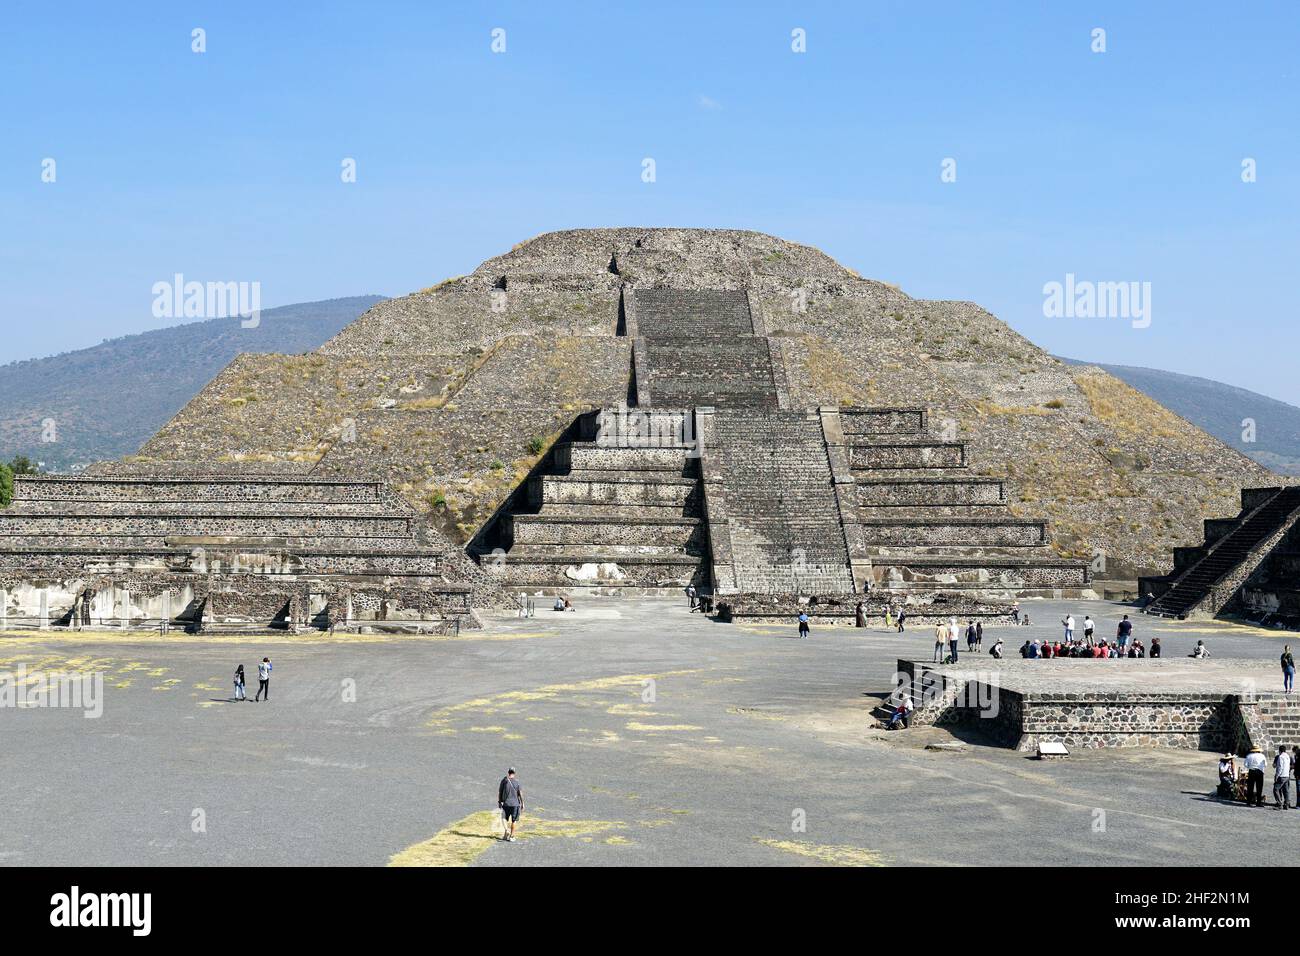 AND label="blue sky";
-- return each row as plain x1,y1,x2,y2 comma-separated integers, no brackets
3,1,1298,403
